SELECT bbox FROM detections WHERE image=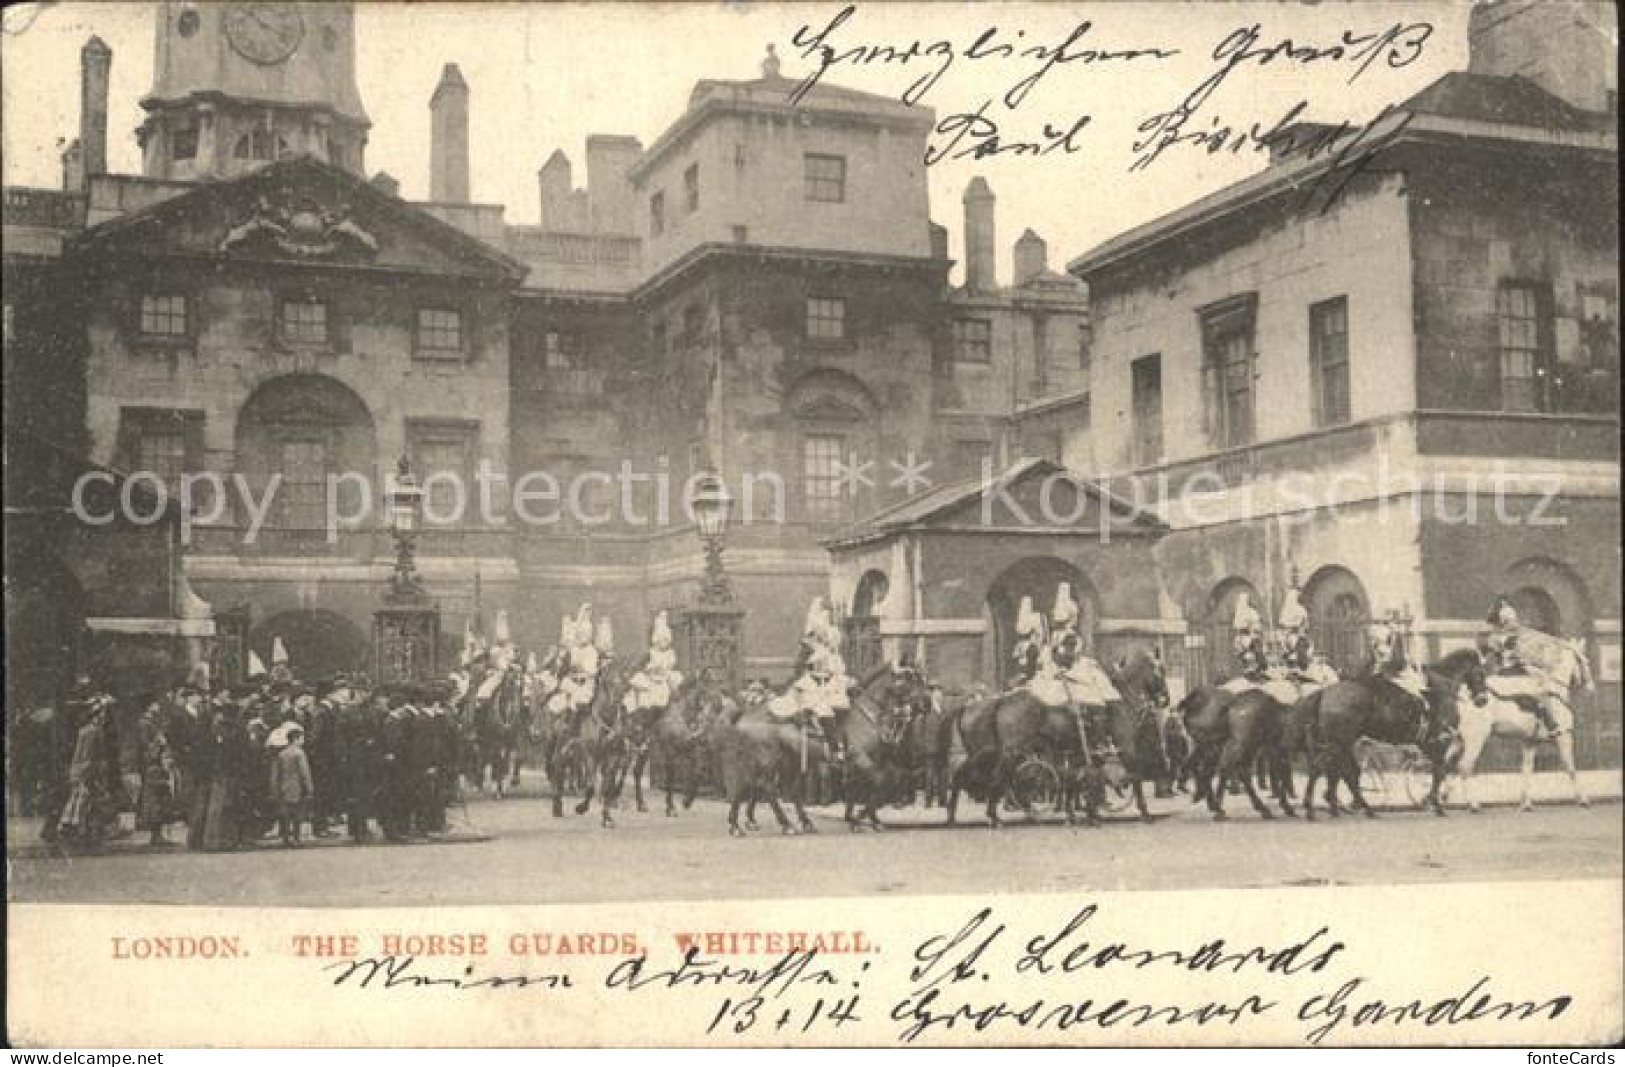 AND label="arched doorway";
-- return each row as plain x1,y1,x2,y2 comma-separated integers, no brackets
844,569,889,676
251,610,368,681
1303,565,1371,676
983,556,1093,686
235,374,376,540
